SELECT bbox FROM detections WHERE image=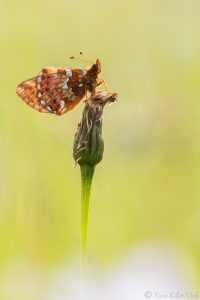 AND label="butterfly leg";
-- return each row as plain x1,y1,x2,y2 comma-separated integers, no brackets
97,78,111,93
